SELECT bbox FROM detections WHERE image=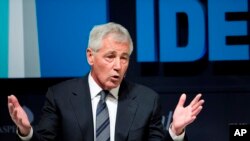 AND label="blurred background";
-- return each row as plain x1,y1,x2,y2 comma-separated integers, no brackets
0,0,249,140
